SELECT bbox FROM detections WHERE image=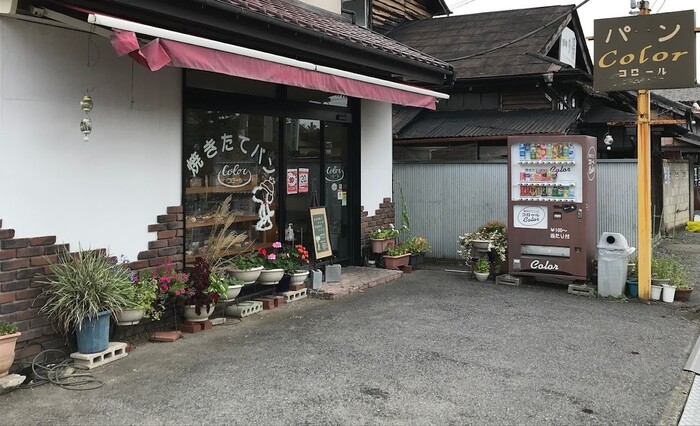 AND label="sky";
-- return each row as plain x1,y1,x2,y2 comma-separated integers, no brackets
444,0,699,80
